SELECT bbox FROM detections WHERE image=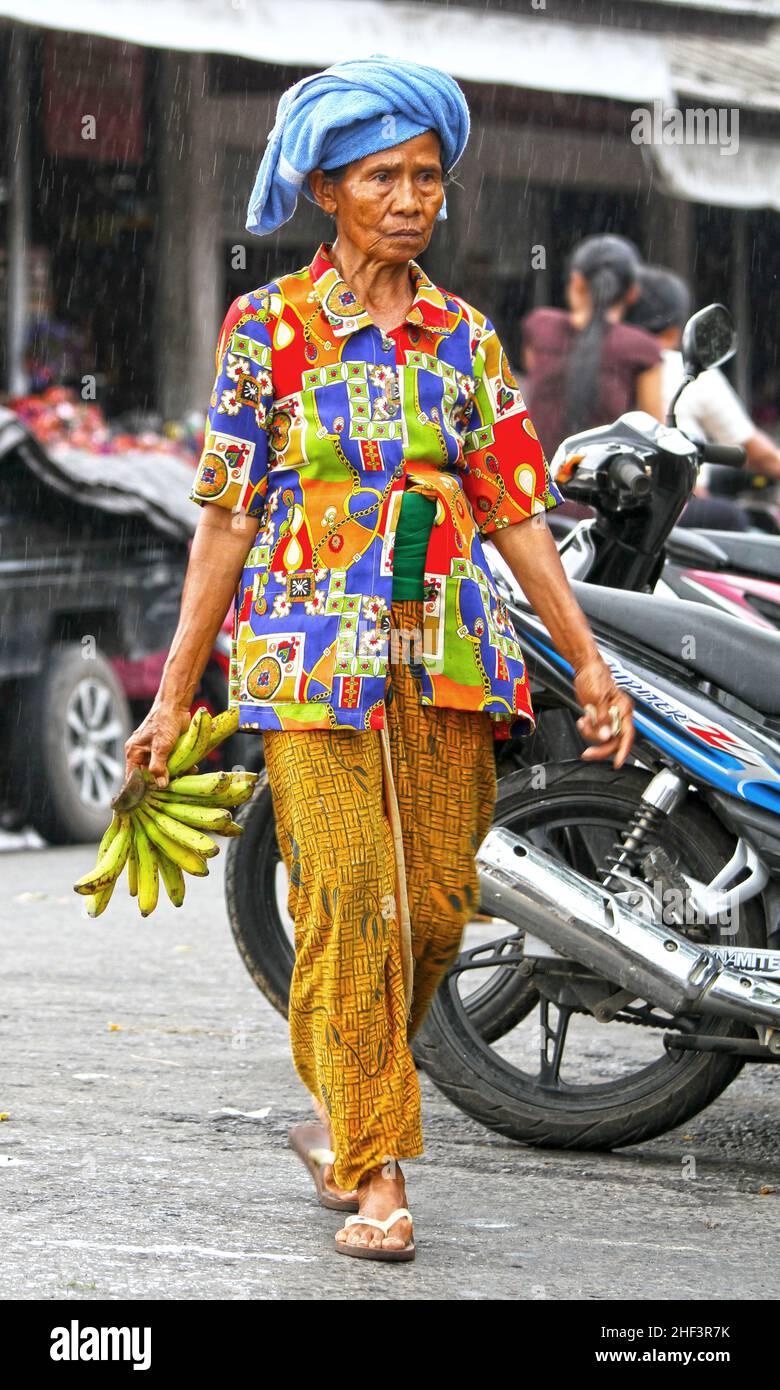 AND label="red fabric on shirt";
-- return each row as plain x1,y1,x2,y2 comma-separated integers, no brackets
521,307,661,459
